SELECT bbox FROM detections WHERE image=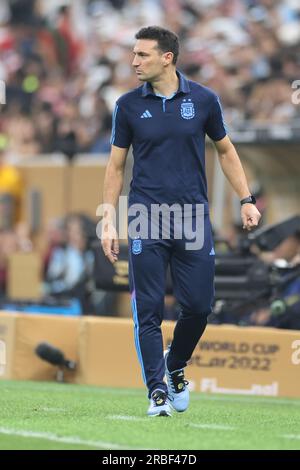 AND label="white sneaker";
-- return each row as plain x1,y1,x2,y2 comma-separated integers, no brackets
147,389,172,417
165,351,189,412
